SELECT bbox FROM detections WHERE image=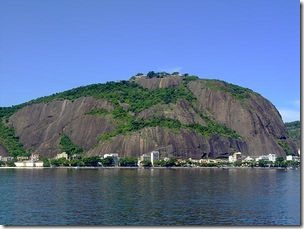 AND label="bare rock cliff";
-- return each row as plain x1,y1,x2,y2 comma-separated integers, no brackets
2,75,297,159
187,80,294,157
8,97,115,157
